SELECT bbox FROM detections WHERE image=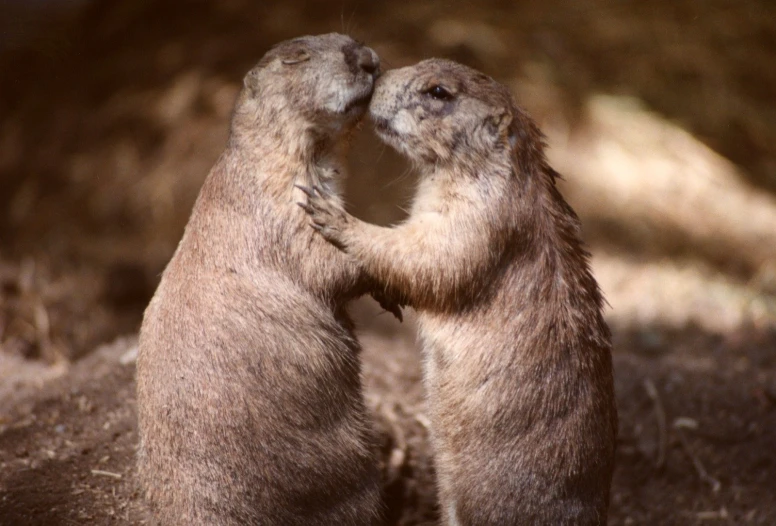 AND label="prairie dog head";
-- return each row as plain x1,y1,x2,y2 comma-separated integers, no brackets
369,59,520,168
236,33,380,135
